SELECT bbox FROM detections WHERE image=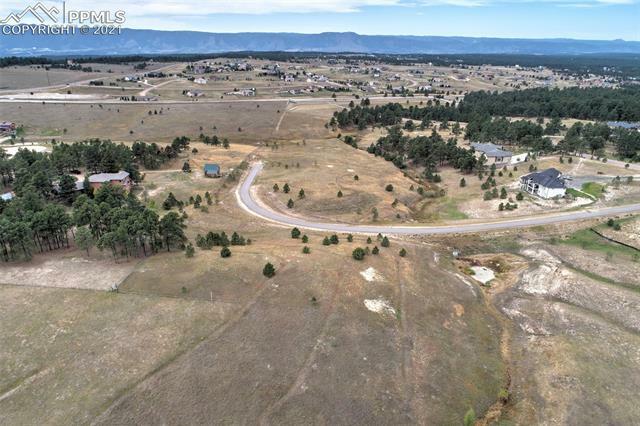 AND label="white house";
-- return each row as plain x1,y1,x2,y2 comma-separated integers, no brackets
194,77,208,85
520,168,566,199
